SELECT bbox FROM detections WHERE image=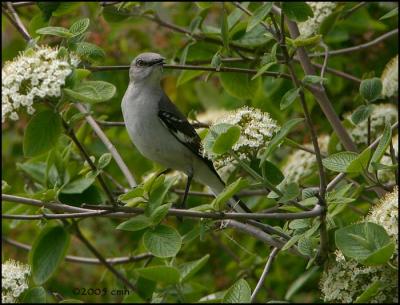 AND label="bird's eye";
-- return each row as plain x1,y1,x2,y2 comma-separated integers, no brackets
137,59,145,66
